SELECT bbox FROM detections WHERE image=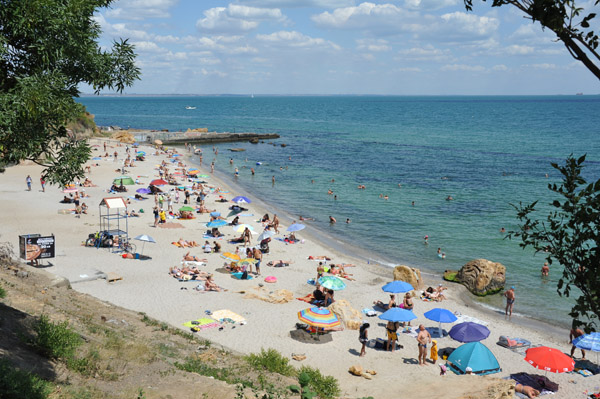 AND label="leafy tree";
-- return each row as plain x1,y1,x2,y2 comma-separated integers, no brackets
464,0,600,80
0,0,140,186
510,155,599,331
